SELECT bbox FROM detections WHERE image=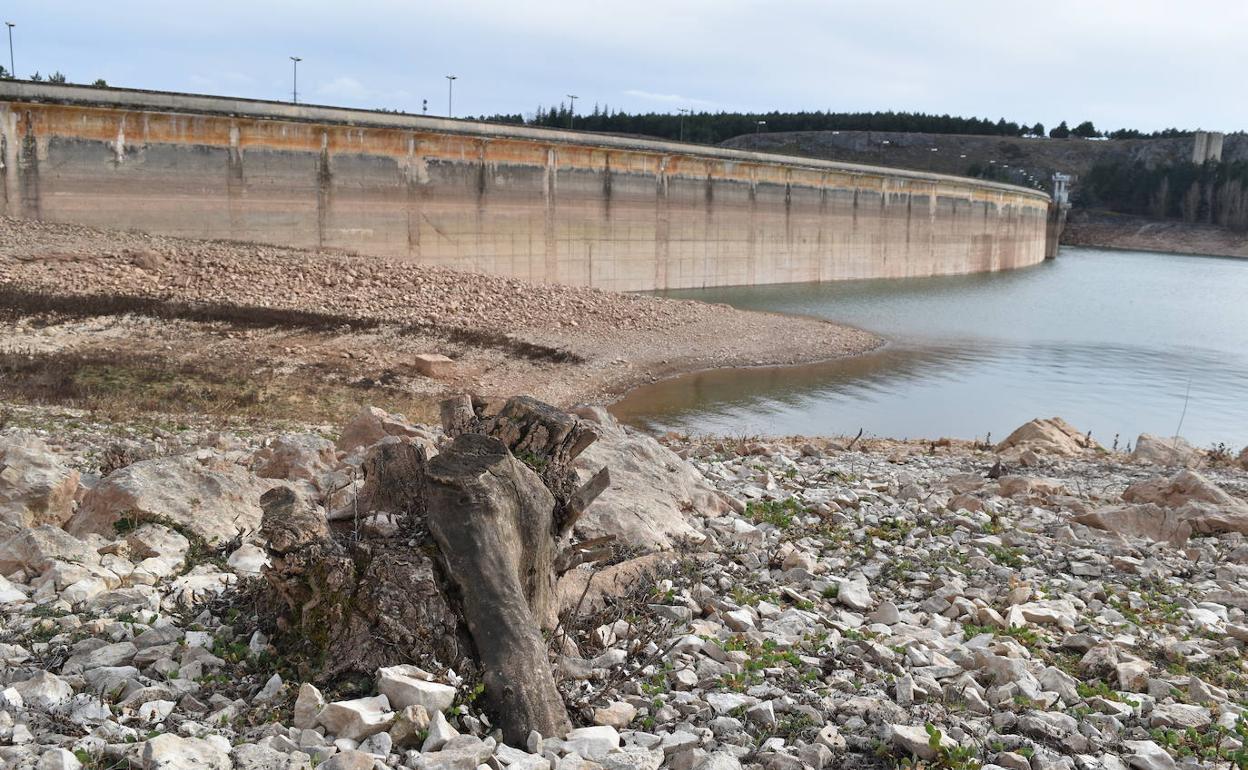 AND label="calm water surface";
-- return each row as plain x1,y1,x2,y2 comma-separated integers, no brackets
611,247,1248,447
